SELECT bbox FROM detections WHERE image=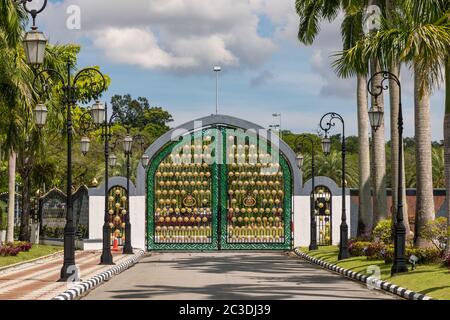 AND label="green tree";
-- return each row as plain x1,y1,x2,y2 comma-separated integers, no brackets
334,0,450,246
296,0,373,235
